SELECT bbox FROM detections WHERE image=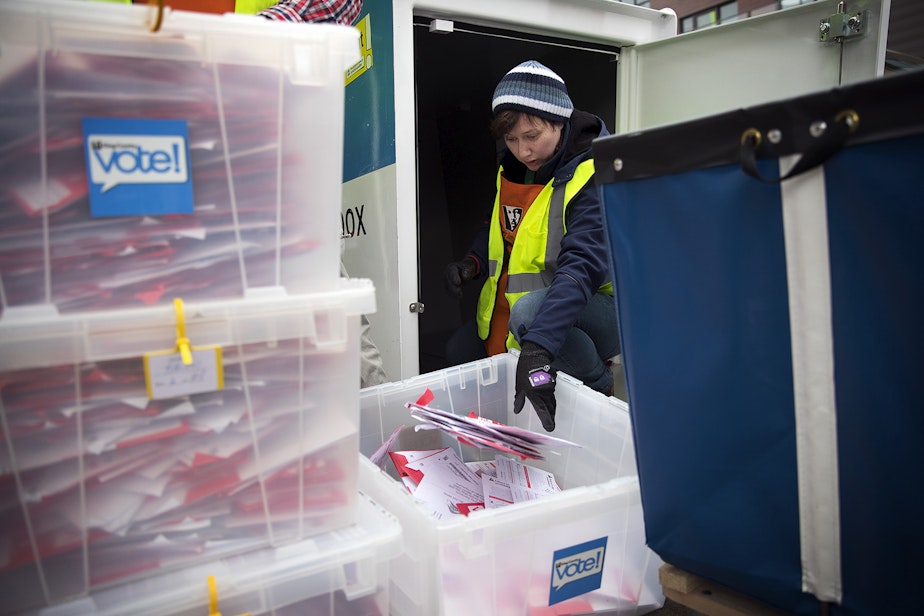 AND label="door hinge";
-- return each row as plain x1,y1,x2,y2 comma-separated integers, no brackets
819,1,869,43
409,302,425,314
